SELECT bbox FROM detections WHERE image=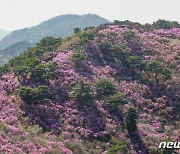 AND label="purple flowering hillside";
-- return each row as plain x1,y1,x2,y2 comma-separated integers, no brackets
0,21,179,153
